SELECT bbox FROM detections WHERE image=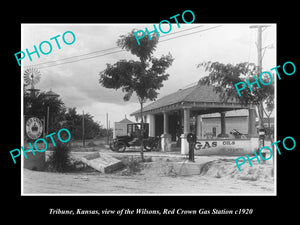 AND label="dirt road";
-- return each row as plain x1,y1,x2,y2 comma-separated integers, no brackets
22,157,275,195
